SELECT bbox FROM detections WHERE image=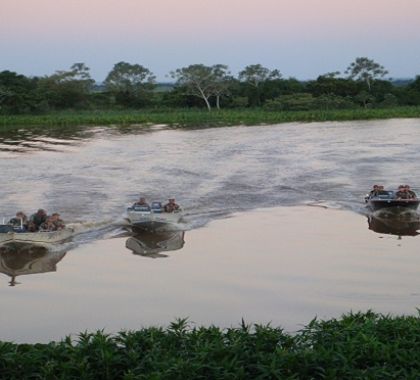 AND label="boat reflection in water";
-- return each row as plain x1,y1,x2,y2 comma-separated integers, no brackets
368,210,420,237
125,228,185,258
0,243,67,286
